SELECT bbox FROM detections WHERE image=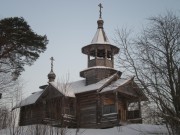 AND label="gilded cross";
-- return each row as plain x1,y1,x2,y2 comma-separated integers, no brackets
98,3,103,18
50,57,54,71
